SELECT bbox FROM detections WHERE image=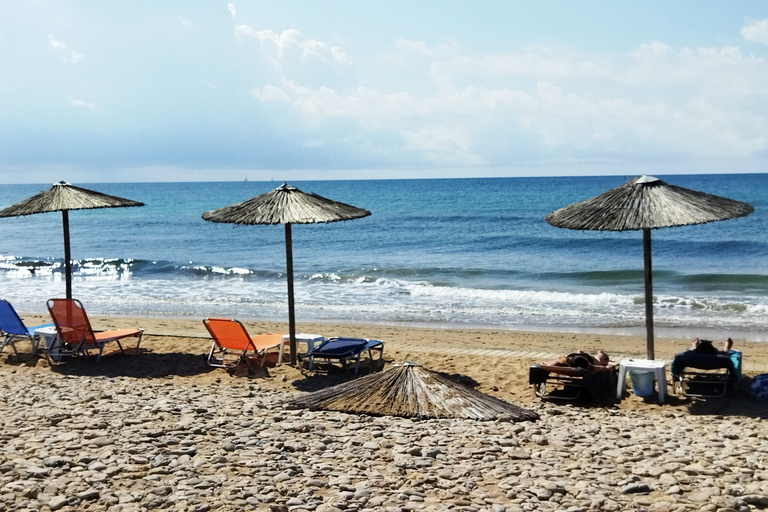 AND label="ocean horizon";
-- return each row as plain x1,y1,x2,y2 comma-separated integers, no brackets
0,174,766,342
